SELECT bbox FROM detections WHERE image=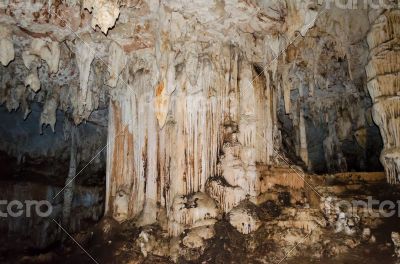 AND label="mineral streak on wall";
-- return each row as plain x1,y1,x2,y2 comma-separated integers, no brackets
105,45,276,231
366,9,400,184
